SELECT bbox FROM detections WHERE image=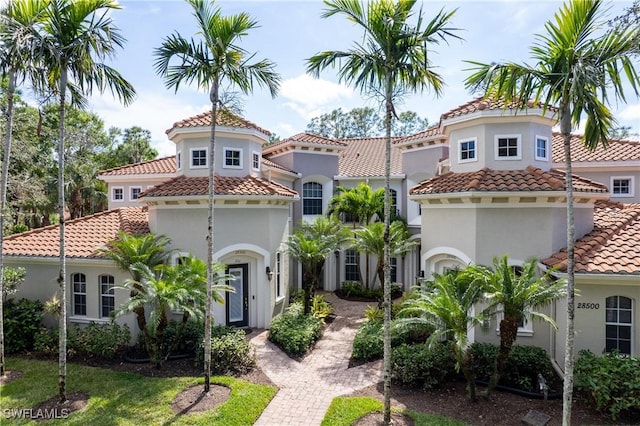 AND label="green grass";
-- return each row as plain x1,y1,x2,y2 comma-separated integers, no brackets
321,396,468,426
1,358,276,425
